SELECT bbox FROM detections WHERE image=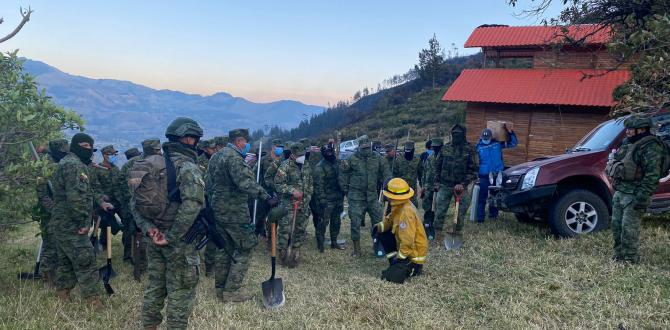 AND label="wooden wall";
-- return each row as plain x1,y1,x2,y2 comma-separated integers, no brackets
465,103,610,165
533,48,632,70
